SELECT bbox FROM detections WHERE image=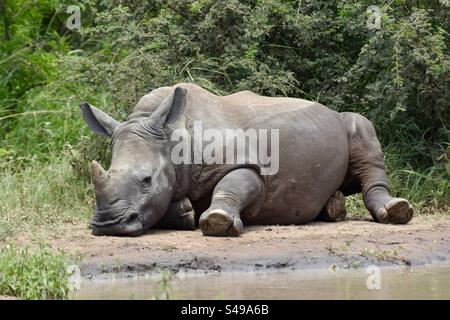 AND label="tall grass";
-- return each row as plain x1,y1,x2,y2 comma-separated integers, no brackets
382,124,449,210
0,156,93,240
388,161,449,210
